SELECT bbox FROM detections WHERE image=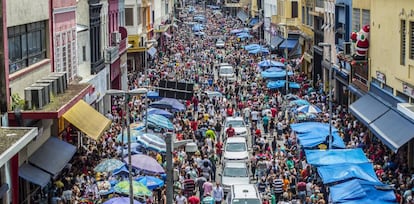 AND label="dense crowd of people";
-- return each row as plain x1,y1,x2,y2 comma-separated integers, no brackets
44,4,414,204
